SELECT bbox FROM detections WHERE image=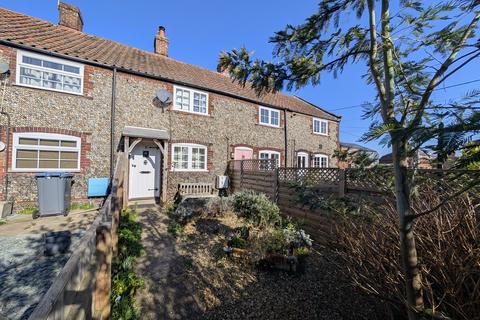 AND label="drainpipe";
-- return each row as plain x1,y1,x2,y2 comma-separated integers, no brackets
0,111,10,200
1,72,11,201
283,109,288,167
110,68,117,179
